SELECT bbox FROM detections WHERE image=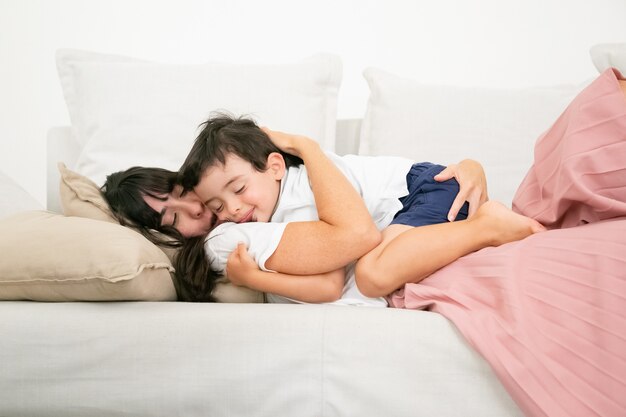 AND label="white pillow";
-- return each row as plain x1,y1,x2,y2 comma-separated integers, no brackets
0,170,43,219
56,49,342,186
359,68,583,206
590,43,626,74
